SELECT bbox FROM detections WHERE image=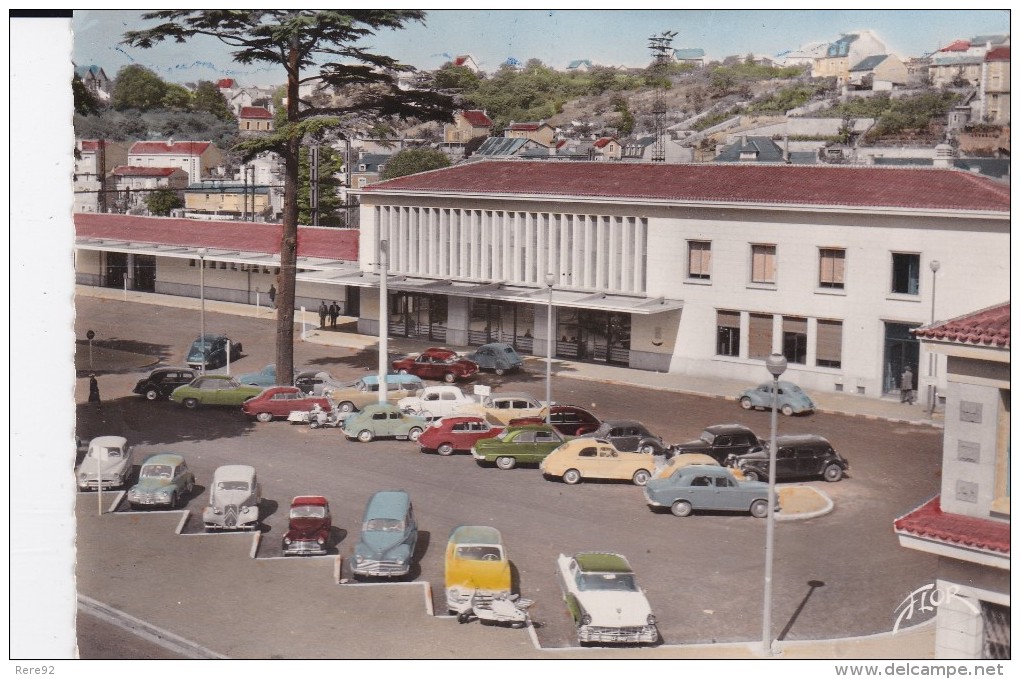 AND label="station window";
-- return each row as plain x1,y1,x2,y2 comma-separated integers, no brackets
819,248,846,289
751,244,776,284
687,240,711,280
716,310,740,357
891,252,920,295
782,316,807,364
